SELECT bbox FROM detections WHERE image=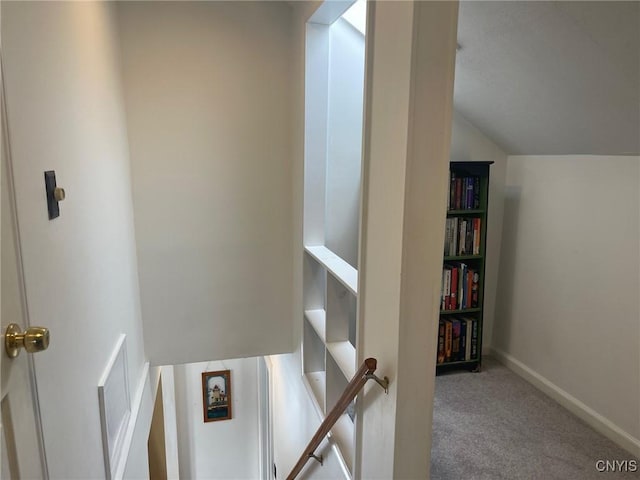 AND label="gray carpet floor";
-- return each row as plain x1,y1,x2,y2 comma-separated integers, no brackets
431,357,639,479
